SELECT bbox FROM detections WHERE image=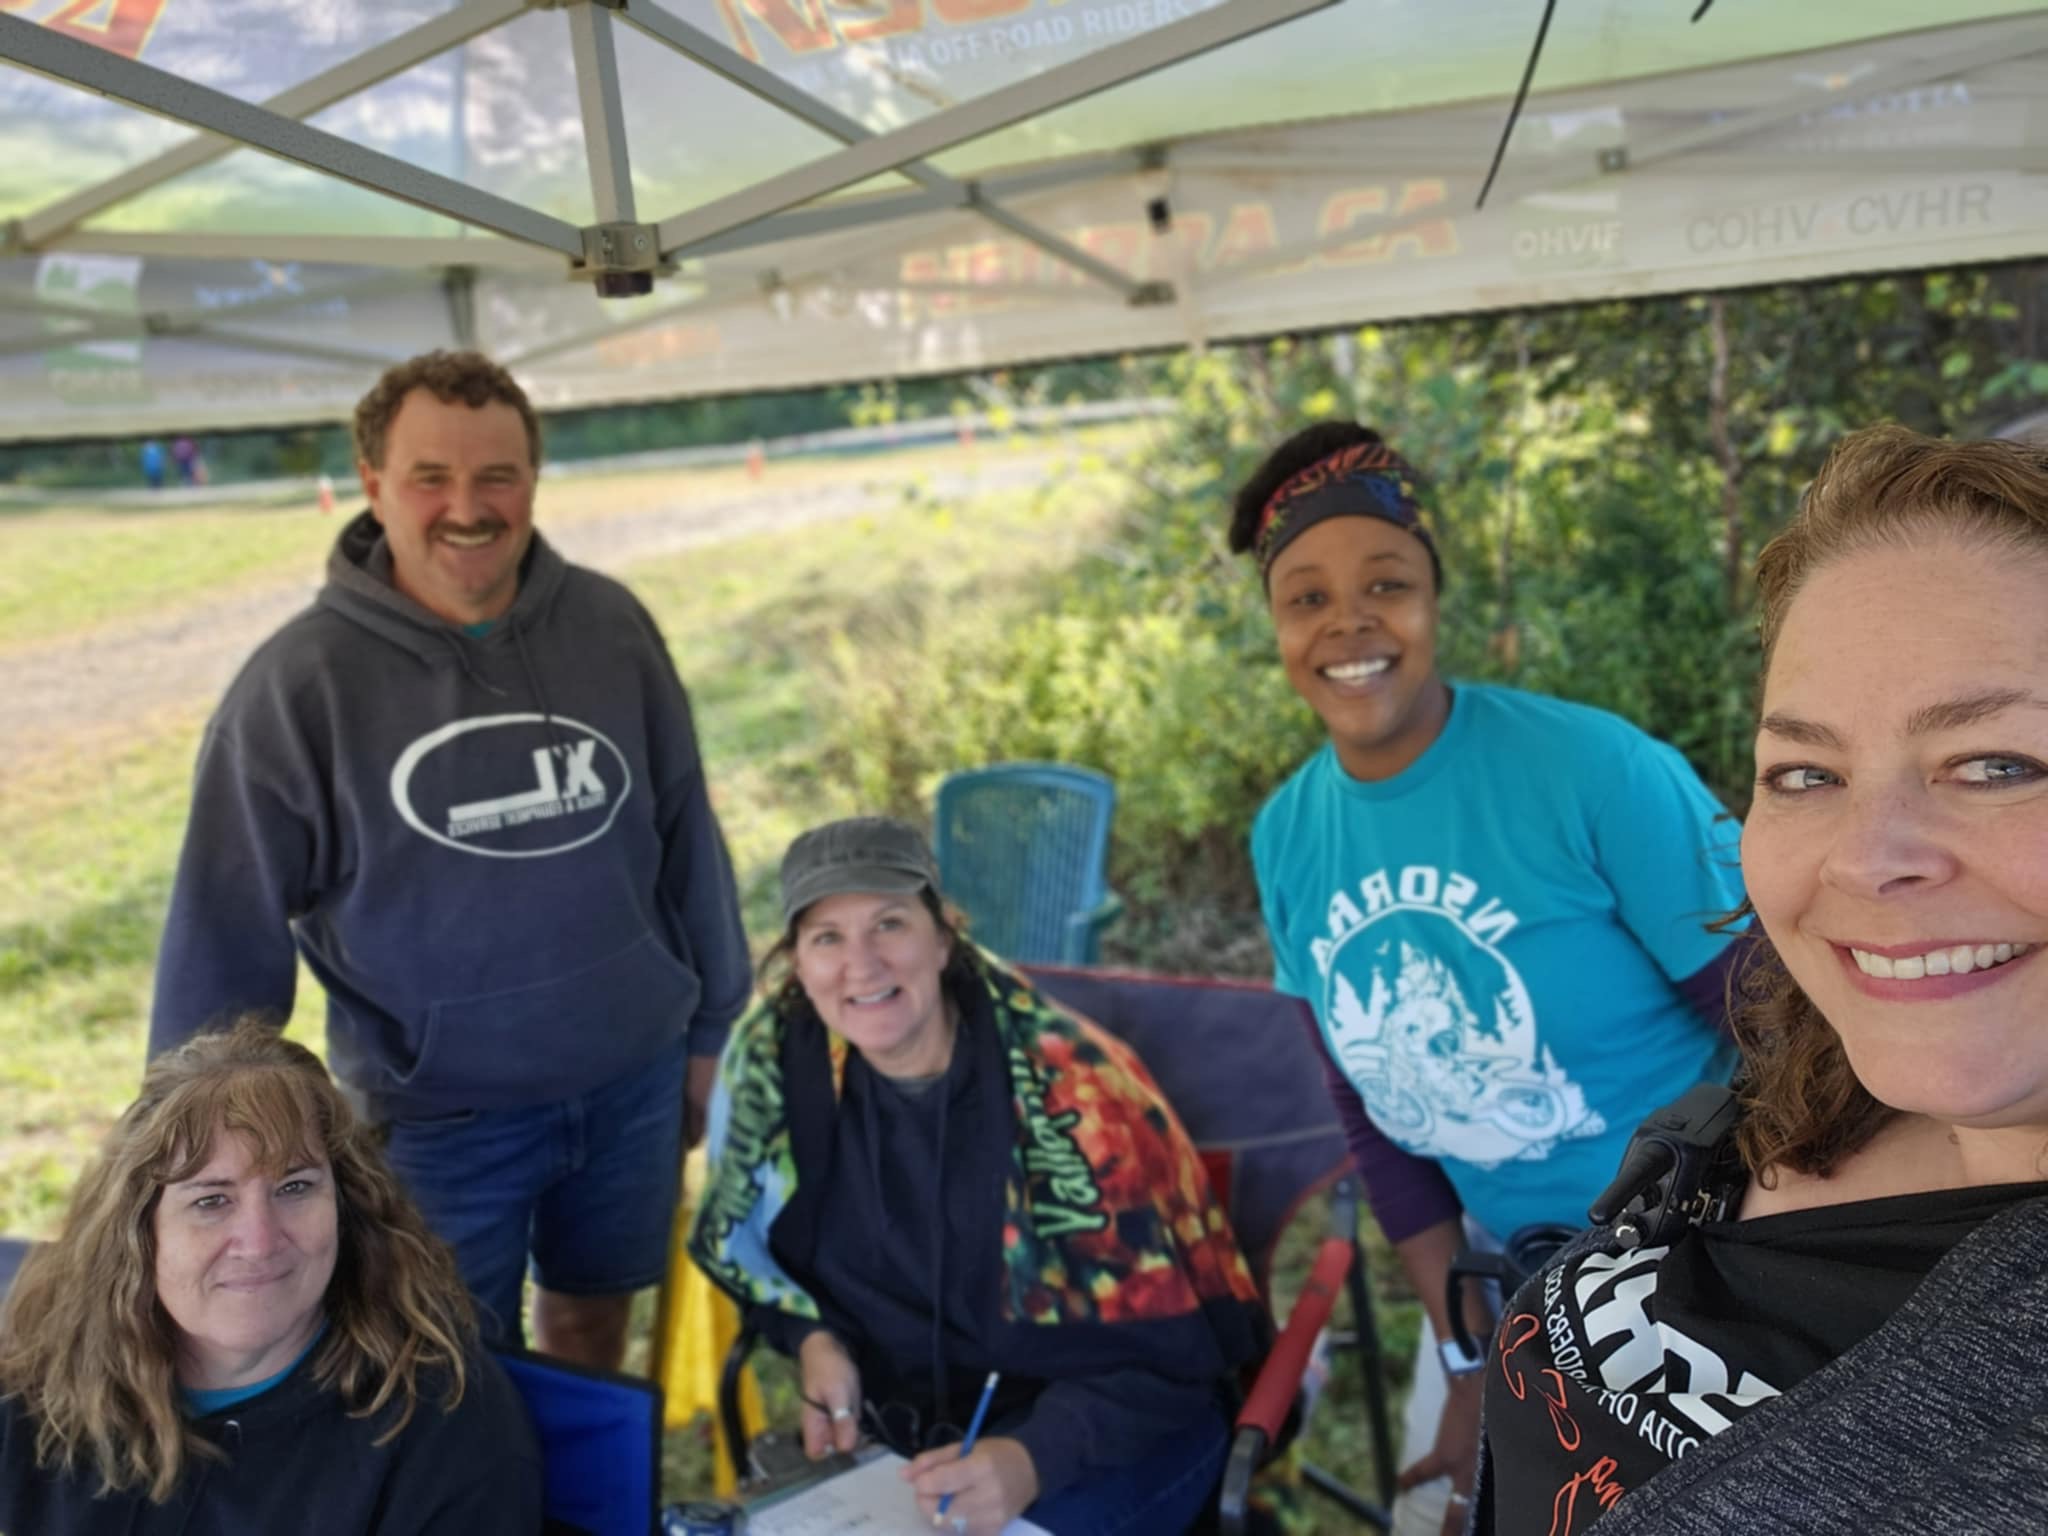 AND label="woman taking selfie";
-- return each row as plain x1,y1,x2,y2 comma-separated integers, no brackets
1470,425,2048,1533
0,1021,541,1534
